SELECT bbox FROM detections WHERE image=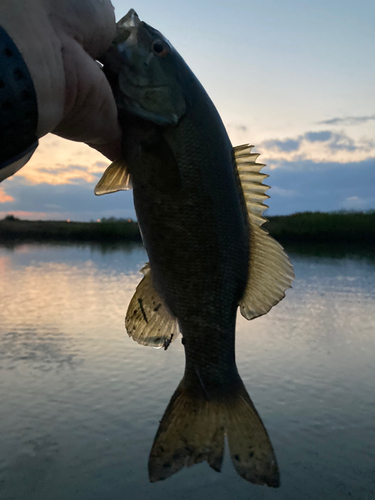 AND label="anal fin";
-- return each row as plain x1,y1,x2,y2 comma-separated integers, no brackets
125,263,179,349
